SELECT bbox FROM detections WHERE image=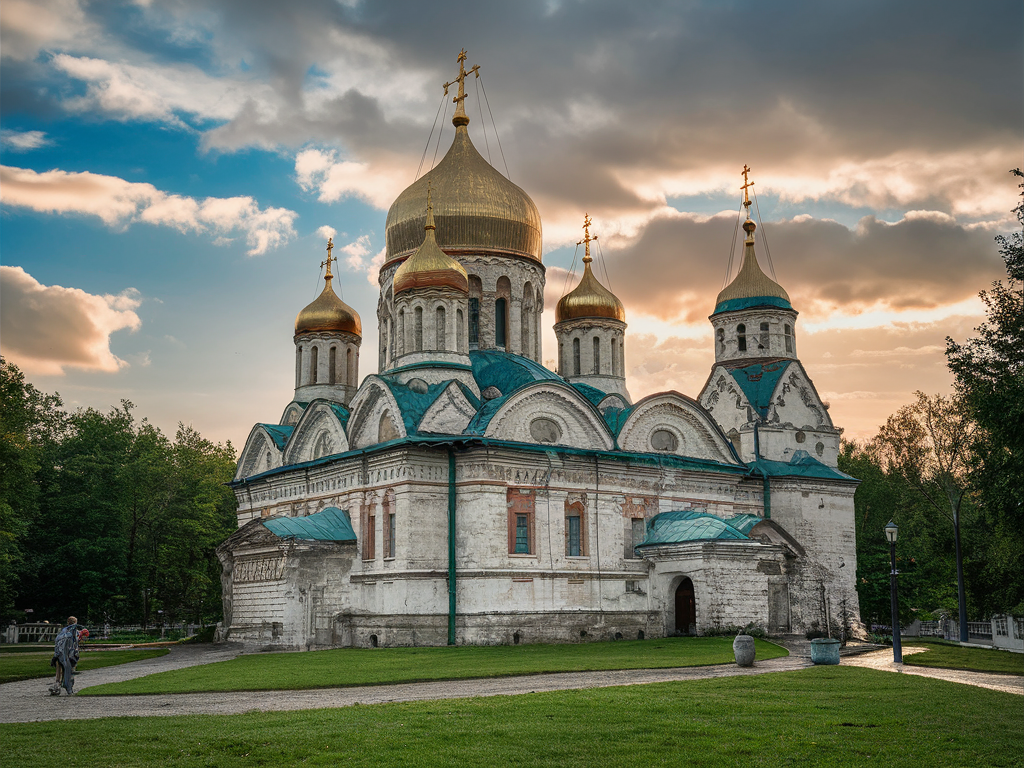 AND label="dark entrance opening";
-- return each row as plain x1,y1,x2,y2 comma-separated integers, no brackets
675,578,696,634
